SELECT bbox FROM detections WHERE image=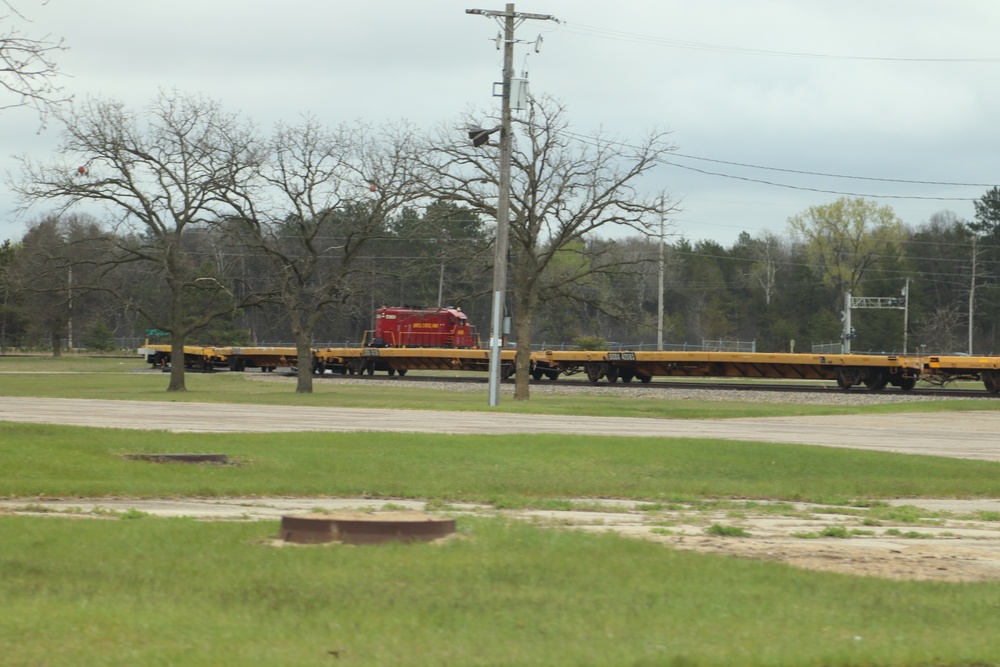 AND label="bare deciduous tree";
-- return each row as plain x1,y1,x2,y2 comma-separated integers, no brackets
226,117,426,393
740,231,785,306
913,303,965,360
14,91,261,390
1,1,70,121
421,95,677,399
